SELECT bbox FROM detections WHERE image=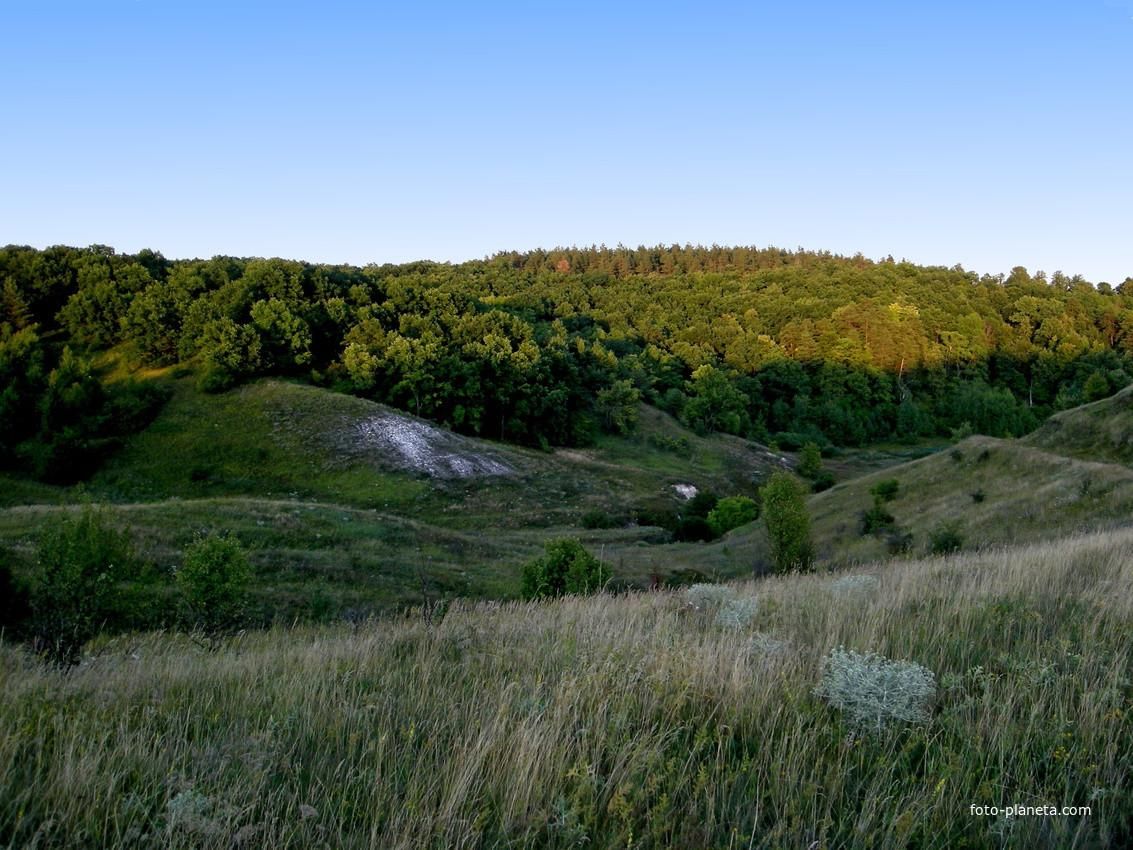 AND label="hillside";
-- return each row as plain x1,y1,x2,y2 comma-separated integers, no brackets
1022,382,1133,466
0,378,793,613
3,529,1130,848
627,386,1133,575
